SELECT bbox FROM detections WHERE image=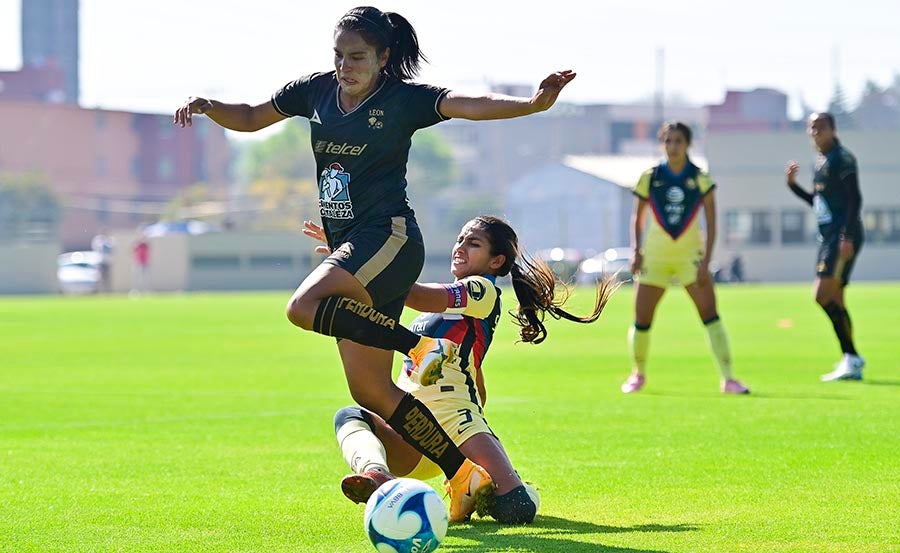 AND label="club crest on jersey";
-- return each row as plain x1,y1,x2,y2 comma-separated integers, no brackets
319,162,354,219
